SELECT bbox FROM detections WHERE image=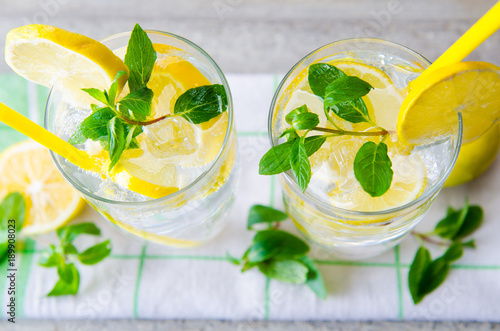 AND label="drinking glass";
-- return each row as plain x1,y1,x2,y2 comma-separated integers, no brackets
269,38,462,260
45,30,239,248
